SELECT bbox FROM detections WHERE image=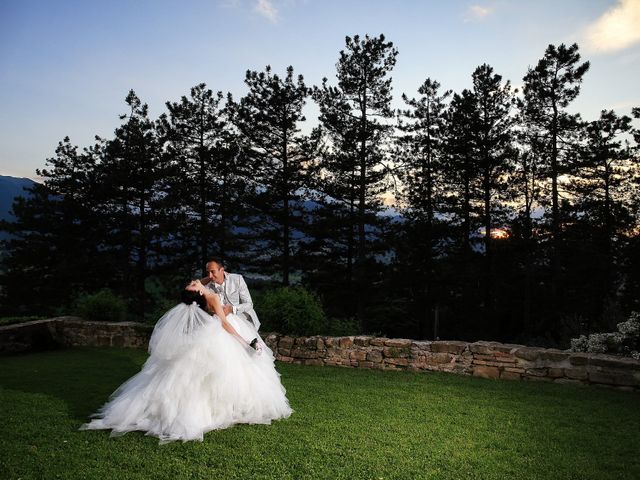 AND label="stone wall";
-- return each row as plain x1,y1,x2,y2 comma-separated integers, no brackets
2,318,639,390
0,317,152,354
264,333,640,391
